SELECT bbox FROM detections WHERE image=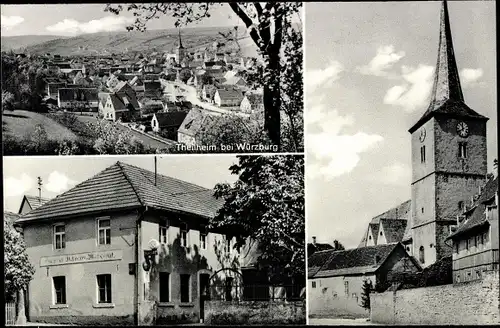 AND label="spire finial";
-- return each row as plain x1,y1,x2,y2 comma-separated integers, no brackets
429,0,464,108
178,27,184,49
